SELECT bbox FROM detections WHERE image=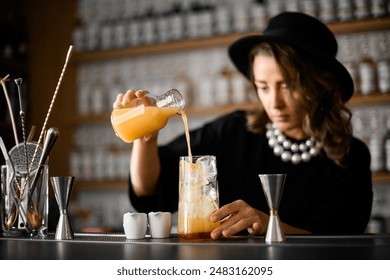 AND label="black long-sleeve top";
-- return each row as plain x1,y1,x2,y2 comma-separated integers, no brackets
129,110,373,234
